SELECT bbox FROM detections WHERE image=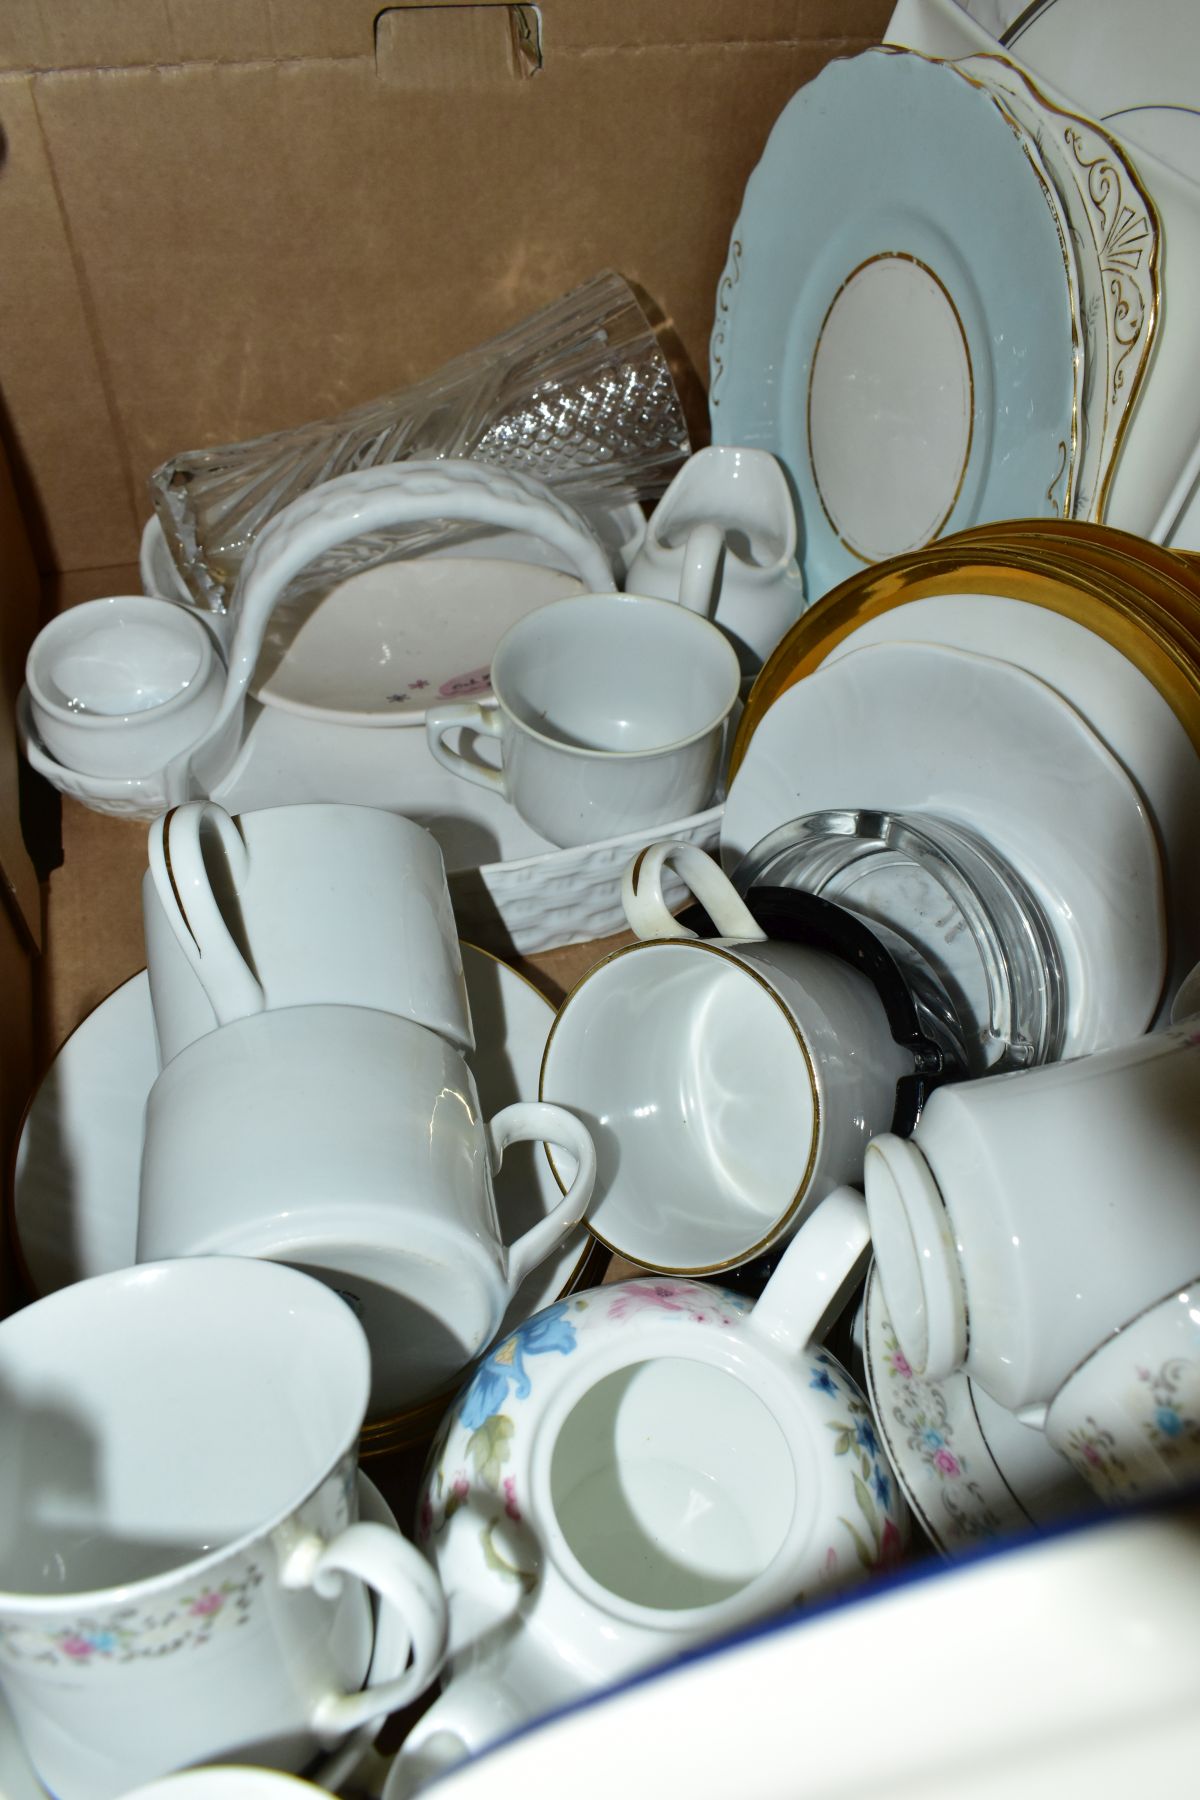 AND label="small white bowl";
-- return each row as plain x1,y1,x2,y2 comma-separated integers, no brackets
25,595,224,779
